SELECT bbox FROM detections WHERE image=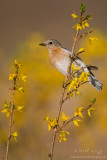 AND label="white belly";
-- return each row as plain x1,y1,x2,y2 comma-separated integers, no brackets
55,58,69,76
53,57,88,76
